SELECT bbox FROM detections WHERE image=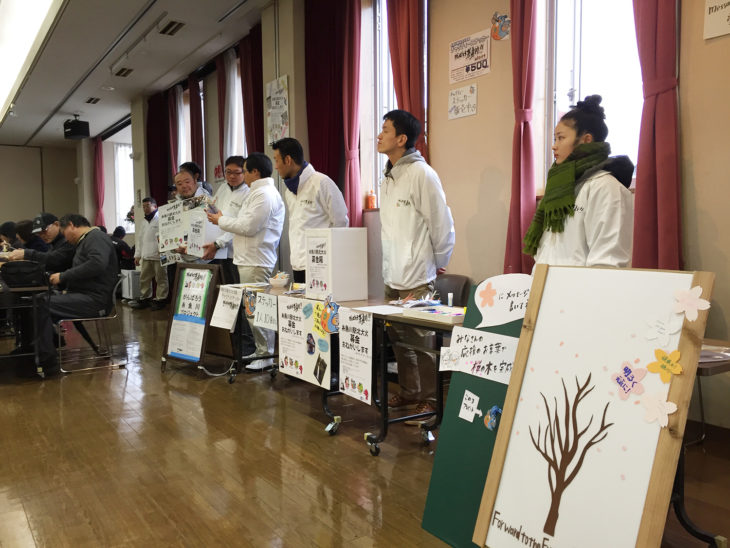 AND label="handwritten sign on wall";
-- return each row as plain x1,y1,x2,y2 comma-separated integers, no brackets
448,84,478,120
449,28,491,83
